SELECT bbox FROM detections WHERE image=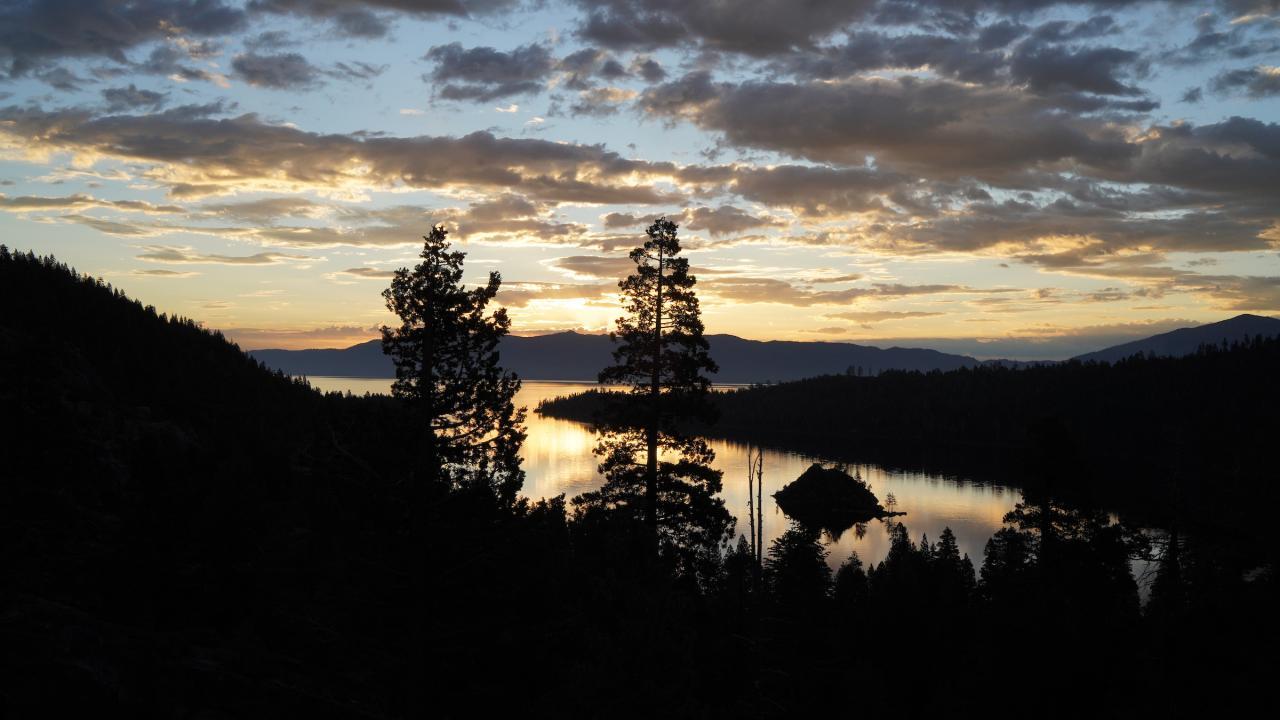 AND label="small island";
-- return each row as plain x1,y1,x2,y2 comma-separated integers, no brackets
774,463,906,536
